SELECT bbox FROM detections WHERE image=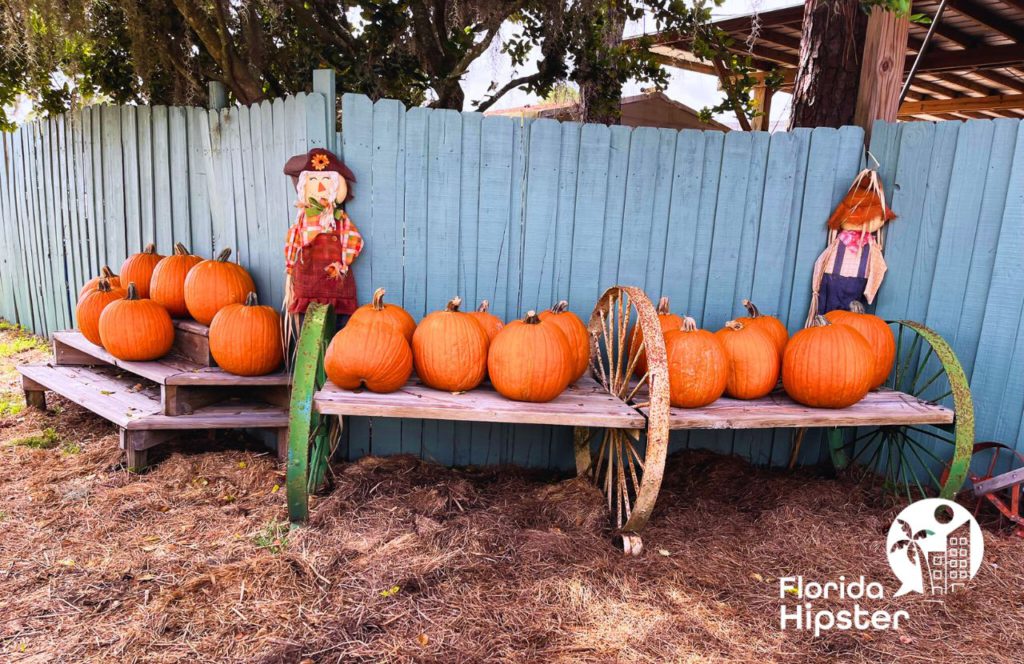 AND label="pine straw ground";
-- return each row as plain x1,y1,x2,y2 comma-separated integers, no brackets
0,326,1023,663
